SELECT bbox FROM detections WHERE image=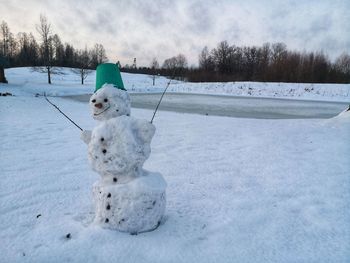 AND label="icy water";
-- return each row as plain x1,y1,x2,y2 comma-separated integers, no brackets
65,93,349,119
